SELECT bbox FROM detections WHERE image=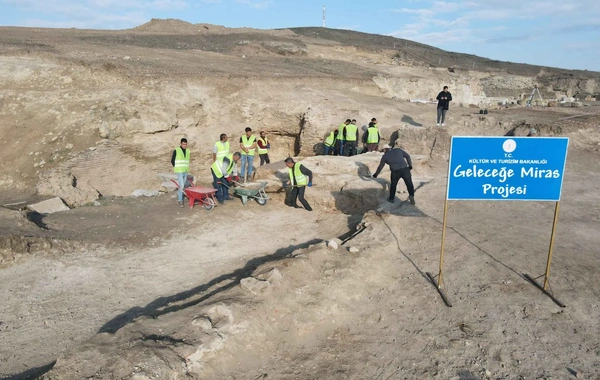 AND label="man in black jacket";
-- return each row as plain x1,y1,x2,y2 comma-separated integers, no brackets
436,86,452,127
372,144,415,204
